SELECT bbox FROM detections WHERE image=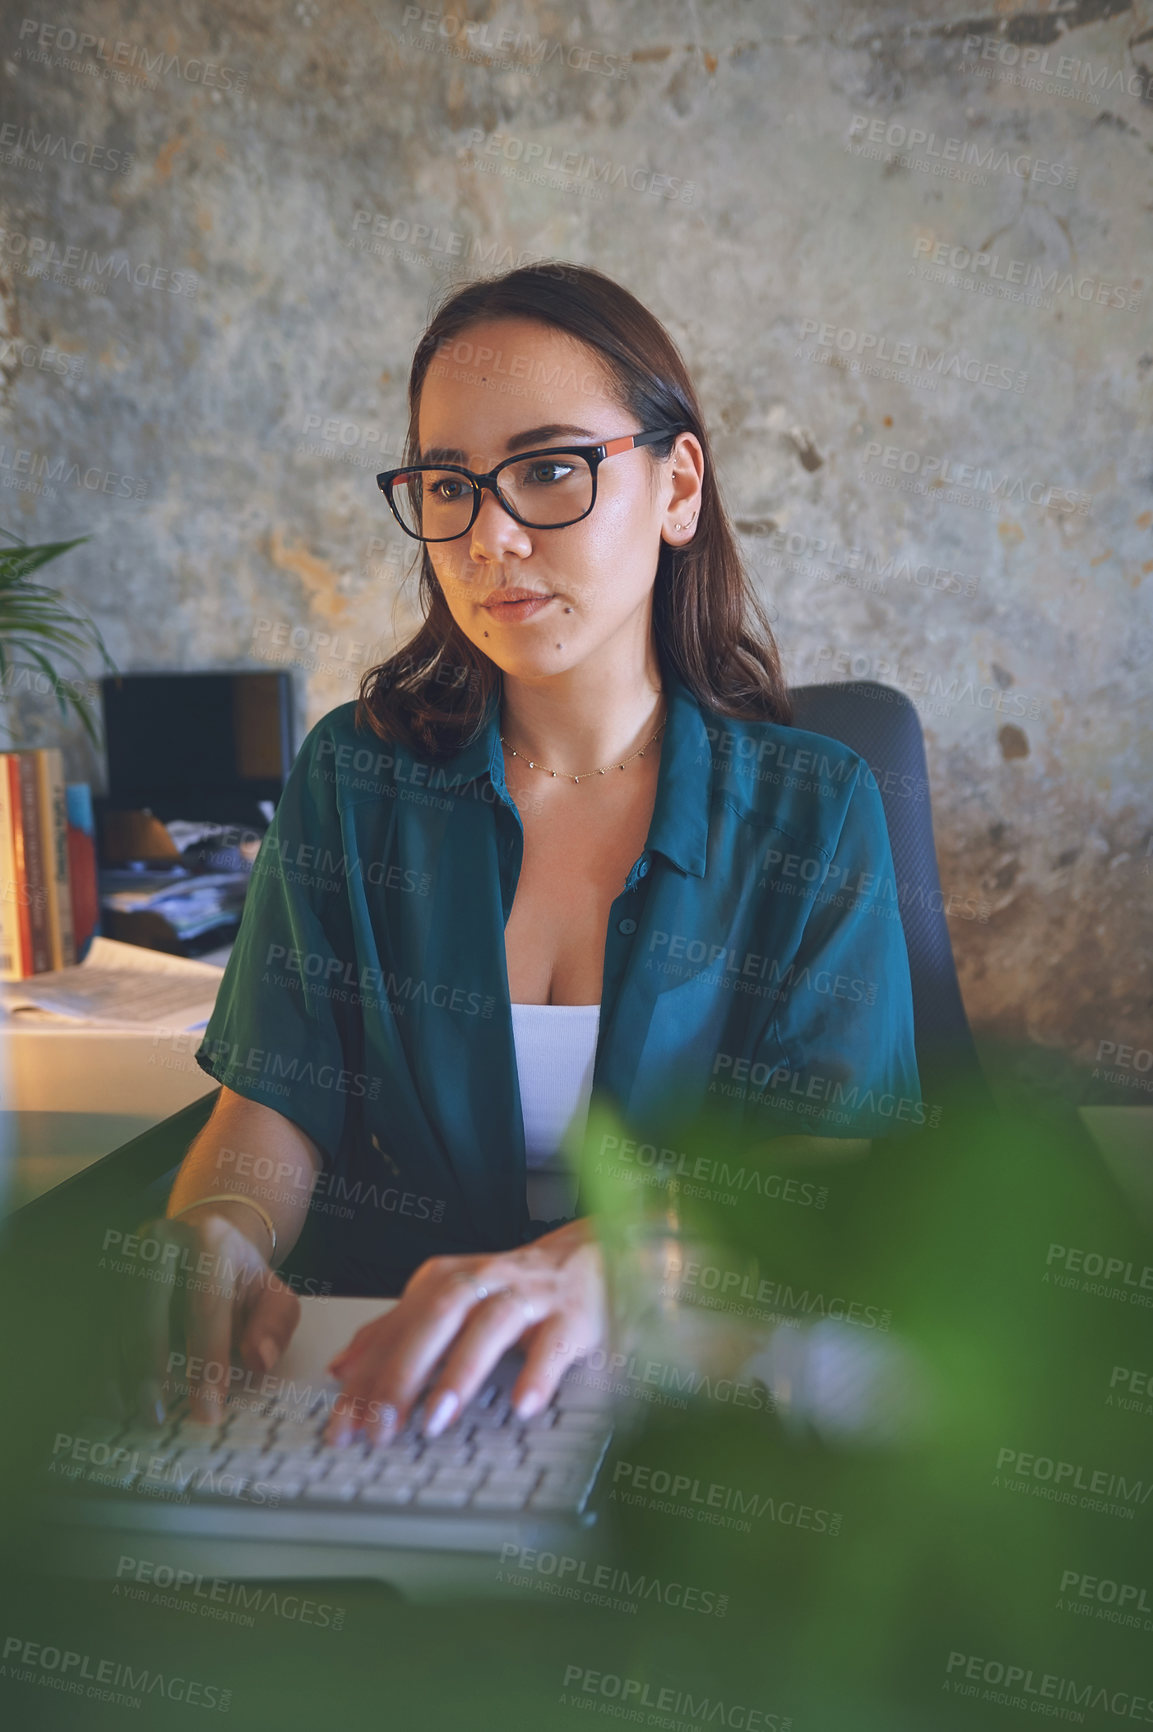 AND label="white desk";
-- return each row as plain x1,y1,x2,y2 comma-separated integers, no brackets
0,942,233,1211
